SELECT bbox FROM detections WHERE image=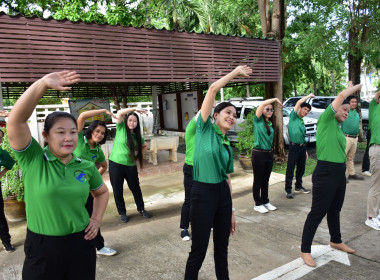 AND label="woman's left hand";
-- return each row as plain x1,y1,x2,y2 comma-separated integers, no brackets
84,218,100,240
230,212,237,236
